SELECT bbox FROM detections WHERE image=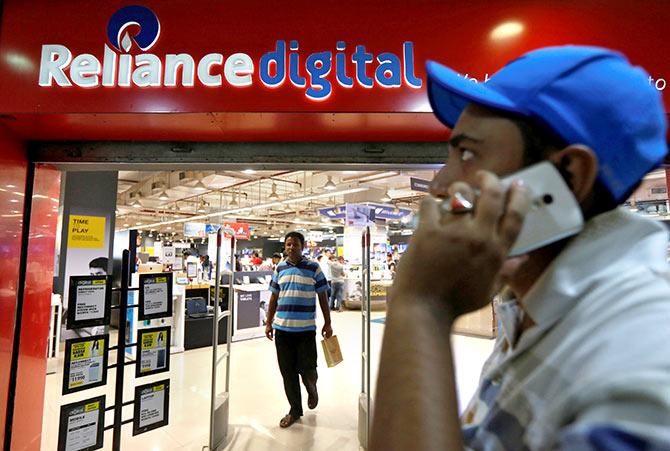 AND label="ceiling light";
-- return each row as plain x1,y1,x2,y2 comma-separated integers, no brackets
229,193,239,207
131,198,142,208
136,222,143,226
490,21,524,41
123,223,130,227
243,169,256,174
148,231,153,238
323,176,337,191
268,183,279,200
197,200,208,213
381,190,392,202
158,191,169,201
167,225,172,230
